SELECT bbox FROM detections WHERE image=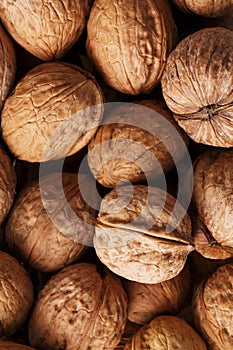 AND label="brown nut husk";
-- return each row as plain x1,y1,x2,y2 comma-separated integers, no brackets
1,62,104,162
0,0,90,61
193,263,233,349
88,100,188,187
94,185,194,284
6,172,98,273
0,251,33,338
0,342,35,350
171,0,233,17
161,27,233,147
123,316,207,350
192,149,233,259
123,264,191,324
86,0,177,94
29,262,128,350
